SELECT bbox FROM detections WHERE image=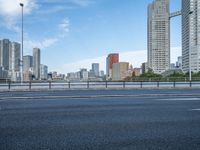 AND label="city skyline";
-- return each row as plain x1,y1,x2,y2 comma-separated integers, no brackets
0,0,181,74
